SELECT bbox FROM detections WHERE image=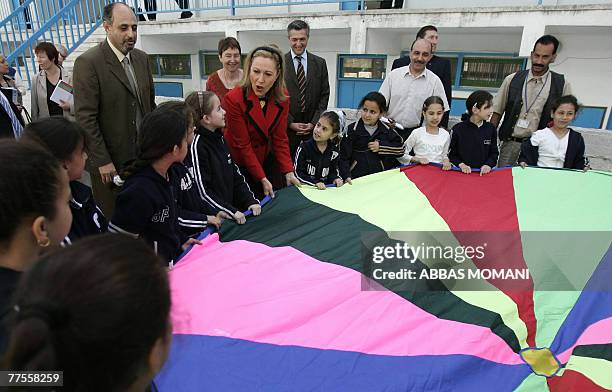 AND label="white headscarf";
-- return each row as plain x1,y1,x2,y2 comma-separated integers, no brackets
333,110,347,137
